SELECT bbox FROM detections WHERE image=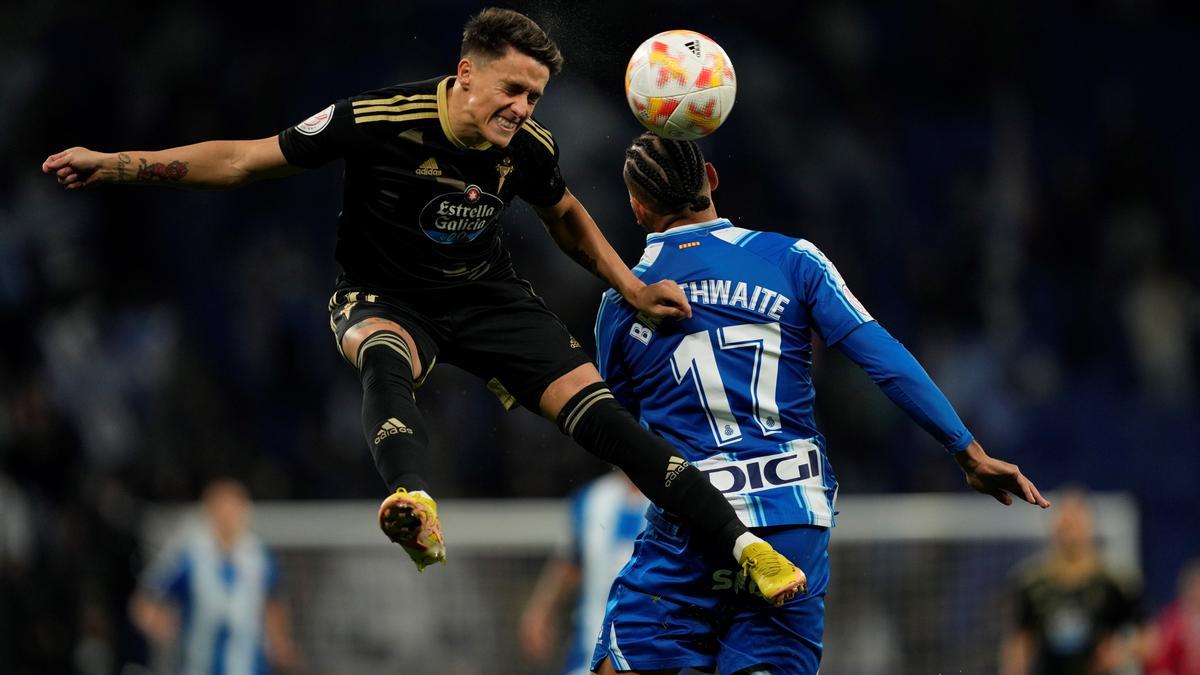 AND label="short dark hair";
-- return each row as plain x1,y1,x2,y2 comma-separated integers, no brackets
623,132,711,215
461,8,563,76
